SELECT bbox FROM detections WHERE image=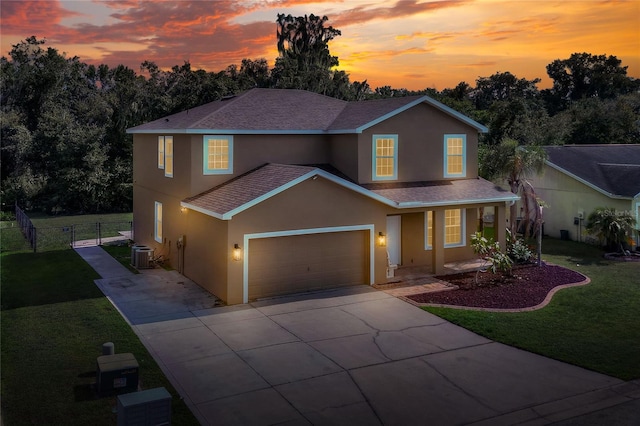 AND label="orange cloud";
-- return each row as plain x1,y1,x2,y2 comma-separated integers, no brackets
1,0,637,91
